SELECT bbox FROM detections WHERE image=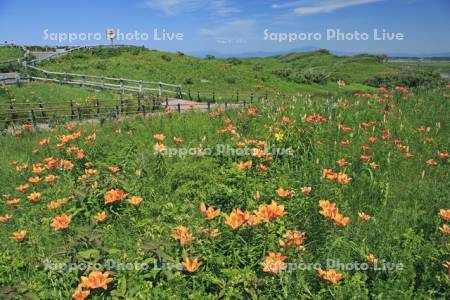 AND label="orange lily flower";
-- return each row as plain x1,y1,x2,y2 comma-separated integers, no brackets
318,268,343,284
199,202,220,220
236,160,252,170
333,214,350,227
301,186,312,196
32,164,46,174
85,169,98,176
154,133,166,142
39,138,50,146
319,200,338,219
128,196,143,206
60,160,74,170
154,143,167,154
439,152,449,160
28,176,41,185
257,201,286,222
439,209,450,221
11,230,27,241
319,200,350,227
173,136,184,144
6,199,20,206
358,212,371,221
369,162,379,170
80,271,113,290
245,213,261,226
0,214,12,223
262,252,287,274
367,254,377,265
171,226,194,246
72,289,90,300
183,257,202,273
276,187,292,198
86,133,97,142
95,211,107,222
279,230,306,251
45,175,58,183
27,192,41,202
104,189,126,204
225,208,246,230
252,148,265,158
51,214,72,230
440,224,450,235
47,199,66,210
107,166,120,173
426,159,437,166
336,159,348,167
